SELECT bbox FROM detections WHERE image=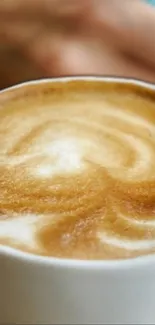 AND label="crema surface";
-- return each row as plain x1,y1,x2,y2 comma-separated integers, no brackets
1,80,155,260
